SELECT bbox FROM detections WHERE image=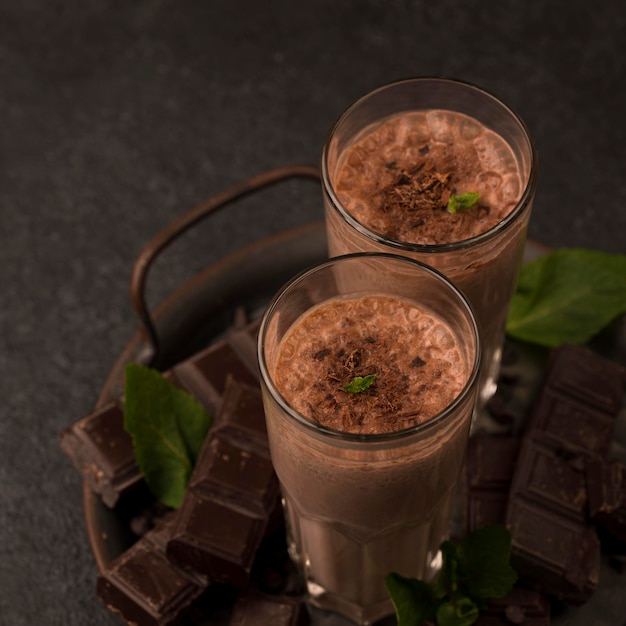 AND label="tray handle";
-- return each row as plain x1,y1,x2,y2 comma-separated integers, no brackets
130,164,321,364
